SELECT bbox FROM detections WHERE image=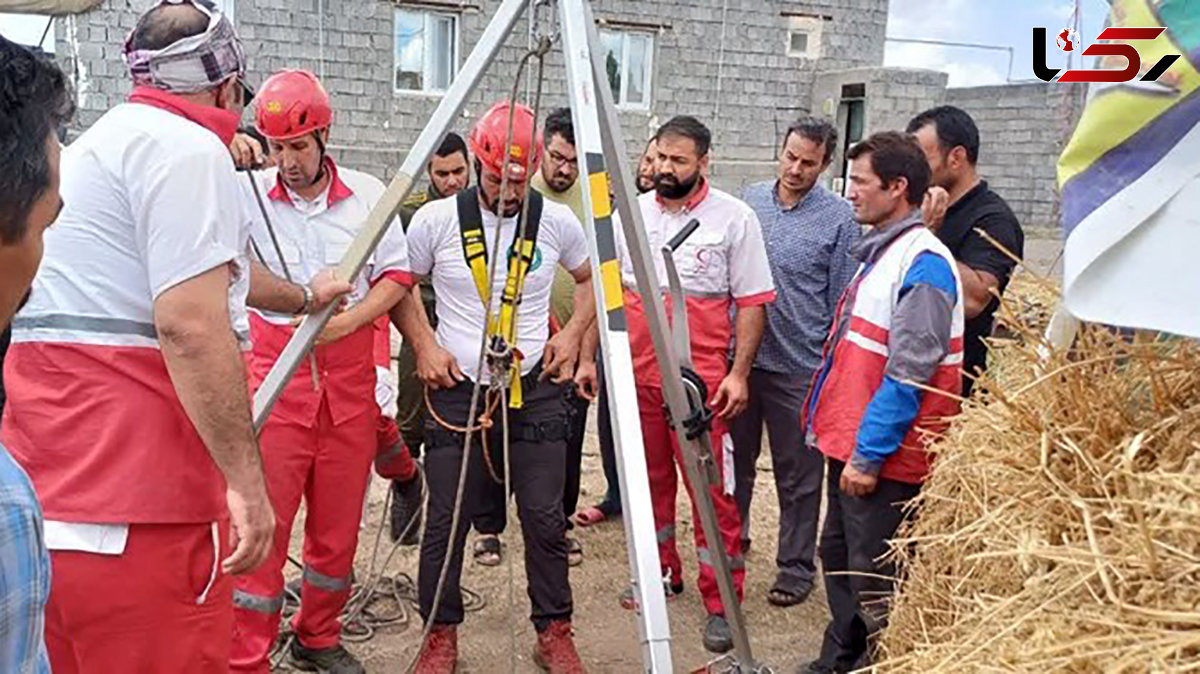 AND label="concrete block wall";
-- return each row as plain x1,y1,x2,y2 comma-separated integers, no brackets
862,67,947,139
945,82,1085,231
811,65,946,192
53,0,891,194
